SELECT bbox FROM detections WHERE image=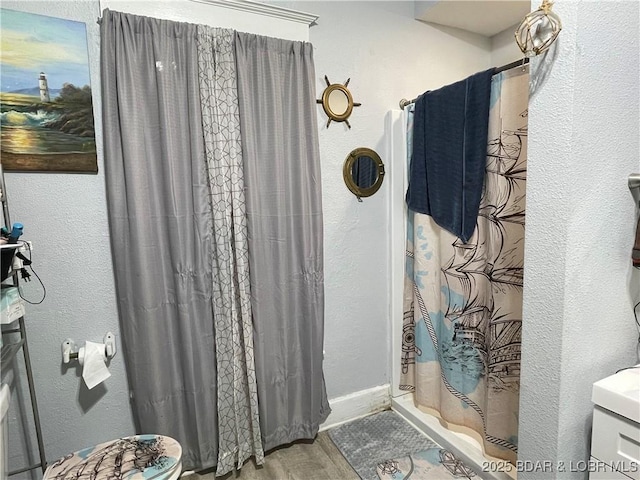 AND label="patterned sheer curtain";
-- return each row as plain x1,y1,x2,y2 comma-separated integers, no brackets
195,26,264,474
400,69,528,463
